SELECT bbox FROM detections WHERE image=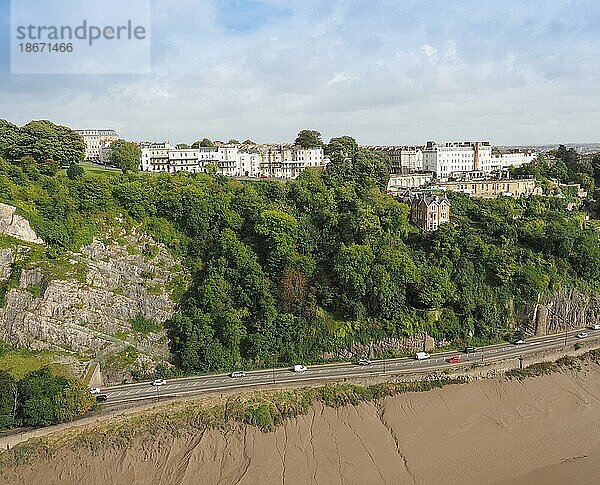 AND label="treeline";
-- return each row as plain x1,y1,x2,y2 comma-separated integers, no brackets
0,133,600,376
0,366,94,429
0,119,85,169
511,145,600,217
511,145,600,192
